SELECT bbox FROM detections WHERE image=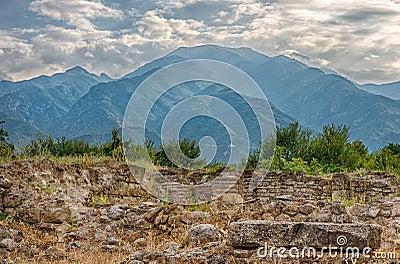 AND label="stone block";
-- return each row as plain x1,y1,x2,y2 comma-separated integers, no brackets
227,221,382,249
